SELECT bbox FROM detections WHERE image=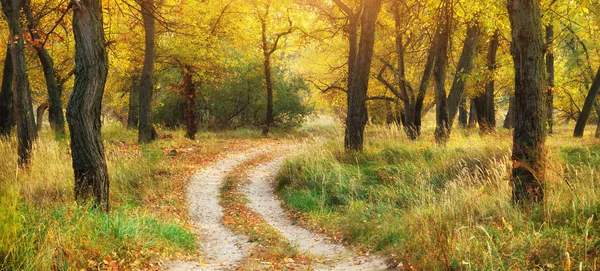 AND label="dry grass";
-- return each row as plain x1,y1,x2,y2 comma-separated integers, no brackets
278,123,600,270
